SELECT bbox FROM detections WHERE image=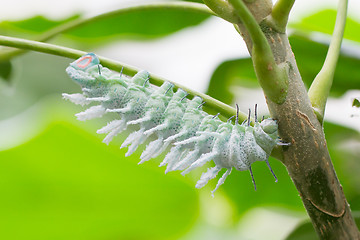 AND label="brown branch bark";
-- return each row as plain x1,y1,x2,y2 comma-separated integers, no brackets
234,1,360,239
